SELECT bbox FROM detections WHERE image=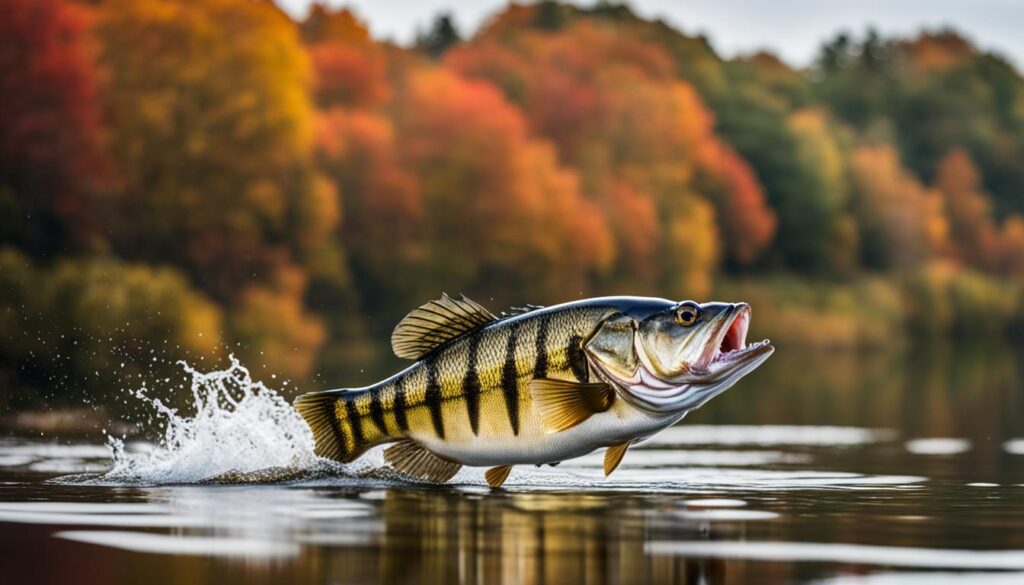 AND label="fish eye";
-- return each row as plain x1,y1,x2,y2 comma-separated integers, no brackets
675,302,701,327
